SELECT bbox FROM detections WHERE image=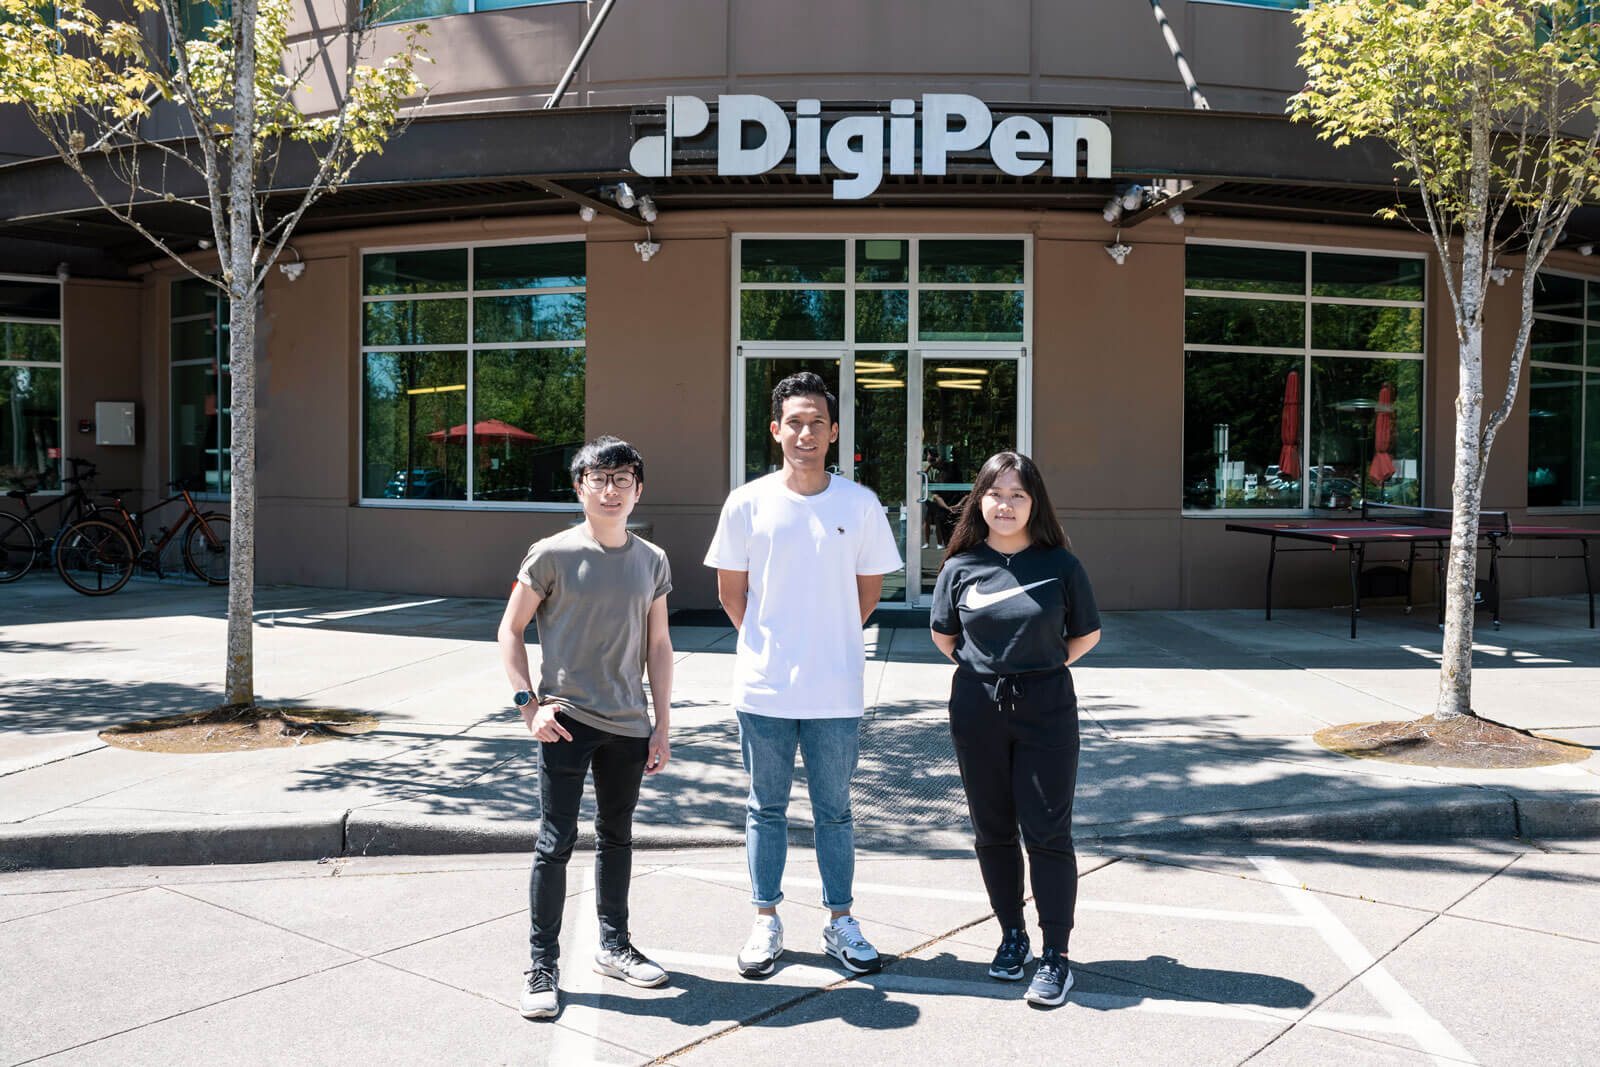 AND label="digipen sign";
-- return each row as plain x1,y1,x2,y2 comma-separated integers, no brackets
629,94,1111,201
